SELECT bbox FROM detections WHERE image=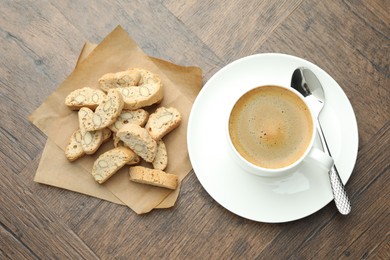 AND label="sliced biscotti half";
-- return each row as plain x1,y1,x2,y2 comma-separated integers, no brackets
98,68,141,92
129,166,178,190
78,110,104,154
152,140,168,170
116,124,157,163
145,107,182,140
65,87,106,110
79,89,124,131
118,69,164,110
92,147,138,184
108,109,149,133
111,134,141,165
65,129,85,161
